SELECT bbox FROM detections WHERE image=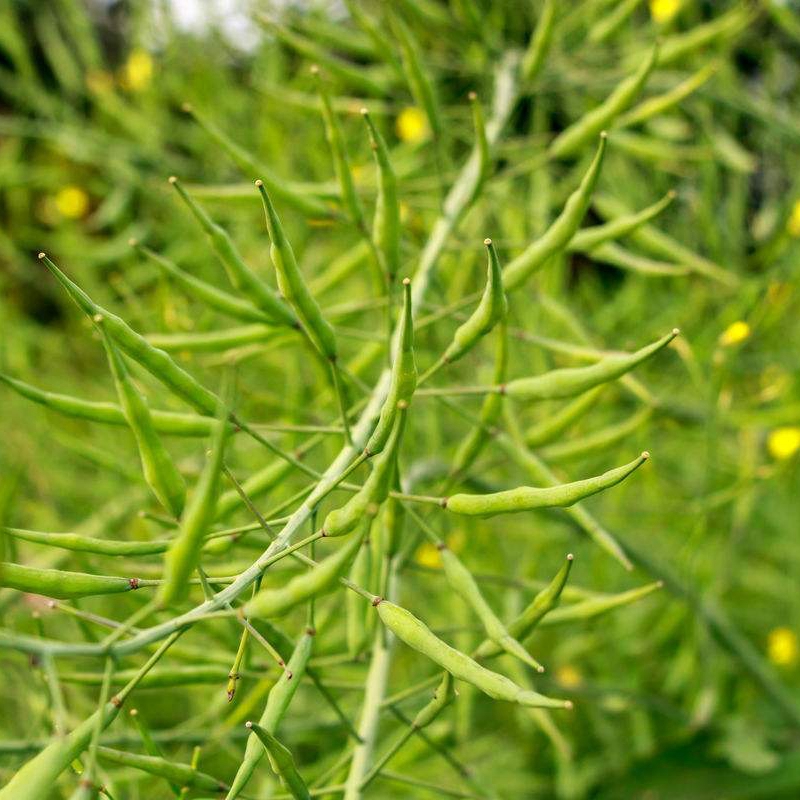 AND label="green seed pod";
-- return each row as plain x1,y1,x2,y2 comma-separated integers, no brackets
257,181,338,360
382,472,406,559
4,527,170,556
225,629,314,800
445,452,649,517
145,325,280,354
245,722,311,800
441,238,507,365
411,672,456,729
245,530,364,619
656,6,752,67
525,387,604,448
521,0,555,83
159,401,230,606
548,42,659,159
504,330,678,401
98,322,186,518
362,108,400,281
540,581,662,626
364,279,416,456
375,600,570,709
0,563,141,599
170,177,296,327
503,135,607,290
474,554,573,661
346,534,373,657
61,665,229,689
